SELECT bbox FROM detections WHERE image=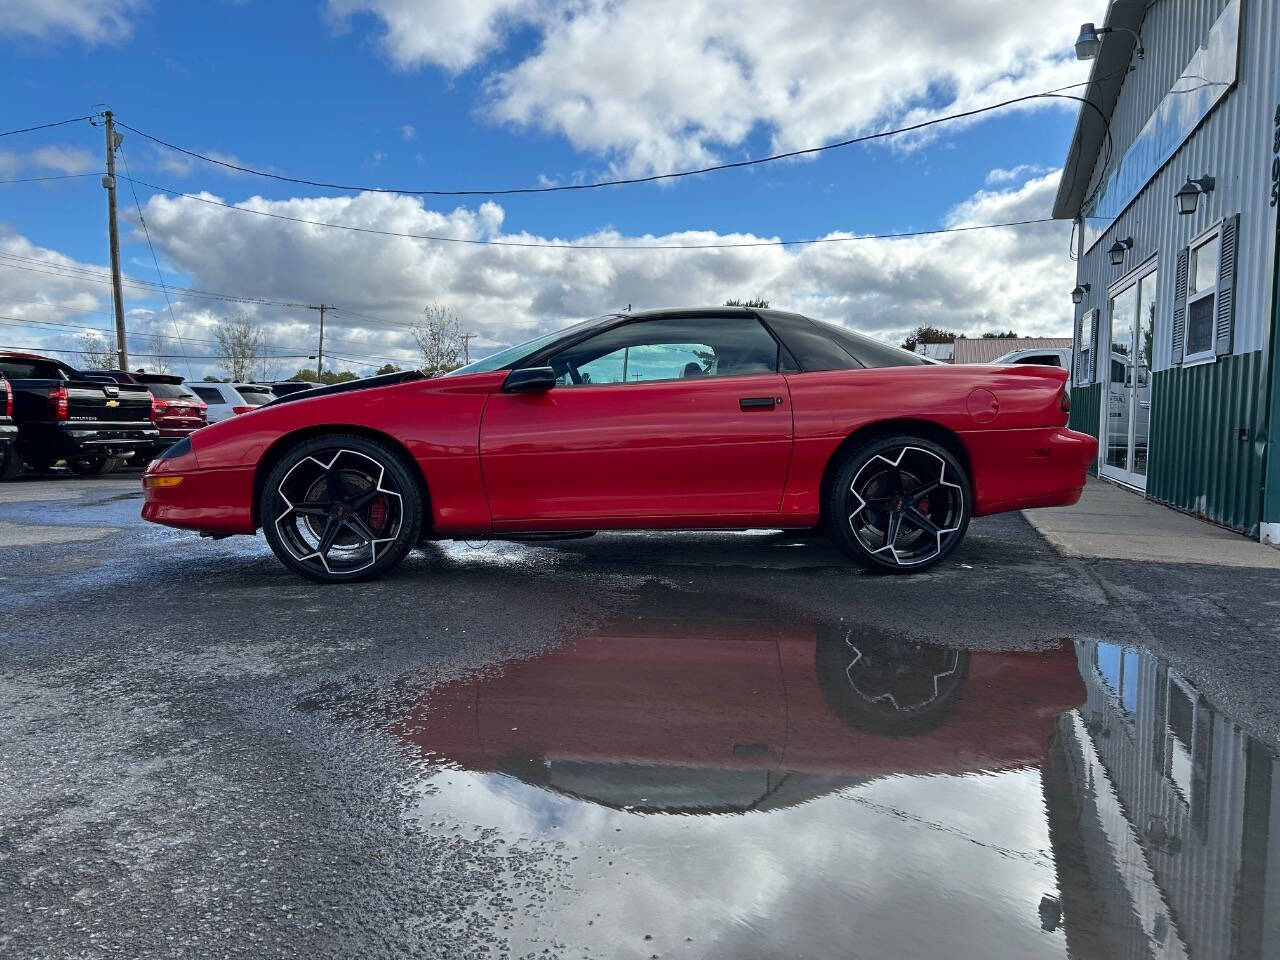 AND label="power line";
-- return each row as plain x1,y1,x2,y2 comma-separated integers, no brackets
120,176,1059,249
116,78,1107,197
0,173,102,185
0,116,93,139
0,342,316,361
